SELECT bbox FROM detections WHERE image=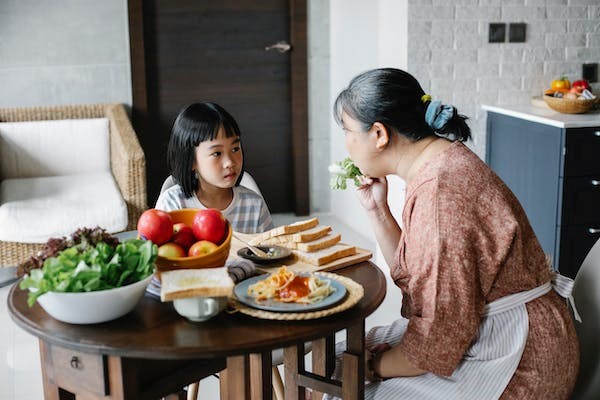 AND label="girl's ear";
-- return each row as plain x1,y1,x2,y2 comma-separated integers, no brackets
371,122,390,150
